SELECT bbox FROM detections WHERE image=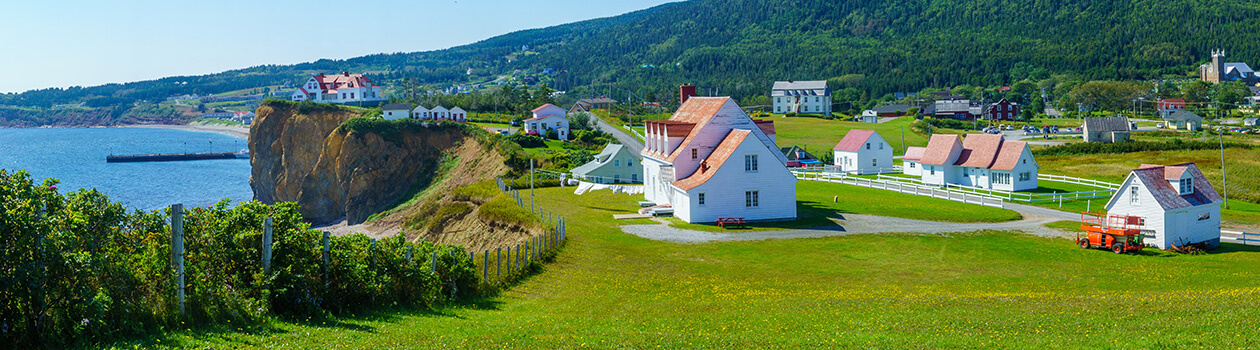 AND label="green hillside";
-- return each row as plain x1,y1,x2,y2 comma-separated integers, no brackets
5,0,1260,124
